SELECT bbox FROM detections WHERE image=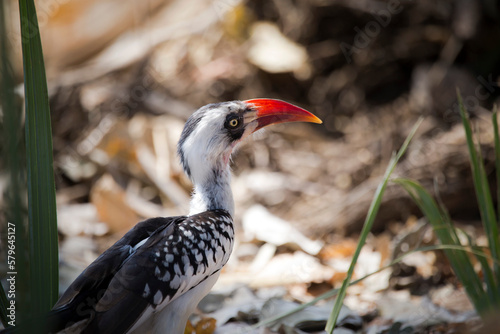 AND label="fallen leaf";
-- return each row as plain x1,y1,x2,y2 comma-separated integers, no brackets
194,318,217,334
91,174,140,232
243,205,323,255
